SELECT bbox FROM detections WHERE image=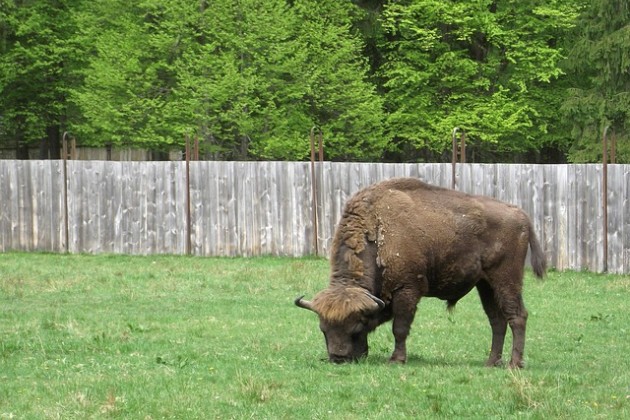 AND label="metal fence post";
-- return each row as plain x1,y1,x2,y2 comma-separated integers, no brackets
602,125,617,272
310,126,324,256
185,134,192,256
61,132,74,253
451,128,465,189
